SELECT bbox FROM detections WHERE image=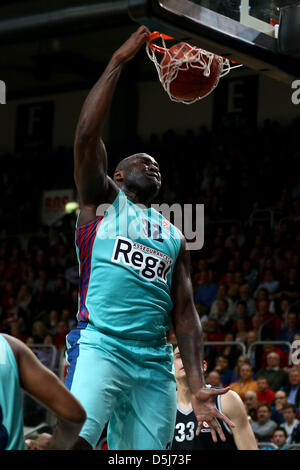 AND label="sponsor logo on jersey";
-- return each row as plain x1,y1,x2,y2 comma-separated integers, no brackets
112,236,173,283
